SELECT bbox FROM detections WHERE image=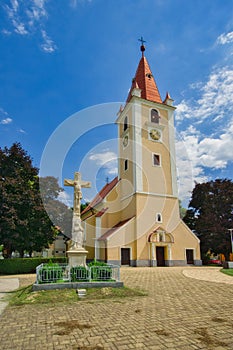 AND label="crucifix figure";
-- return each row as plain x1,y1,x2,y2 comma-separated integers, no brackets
64,172,91,249
64,172,91,218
